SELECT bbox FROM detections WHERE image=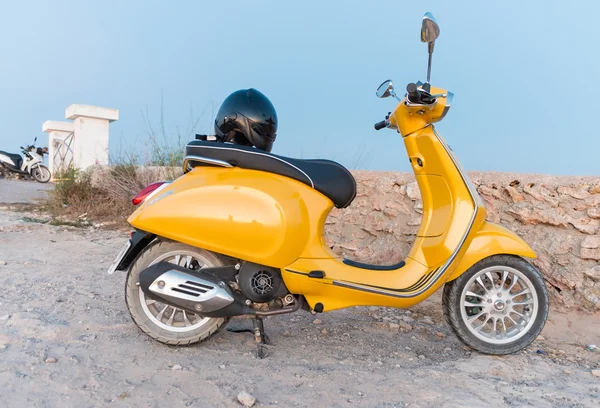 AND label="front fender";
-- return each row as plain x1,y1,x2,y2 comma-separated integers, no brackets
447,221,537,281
